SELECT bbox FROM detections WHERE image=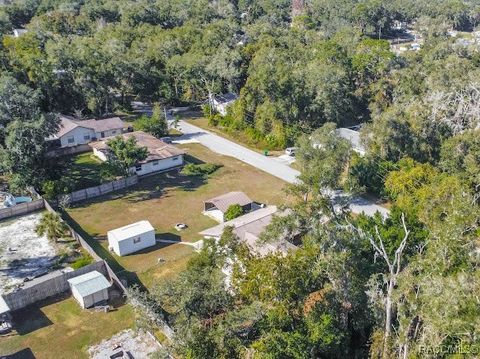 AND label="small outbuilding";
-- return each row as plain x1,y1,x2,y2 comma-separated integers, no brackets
68,271,111,309
203,191,254,222
107,220,156,256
